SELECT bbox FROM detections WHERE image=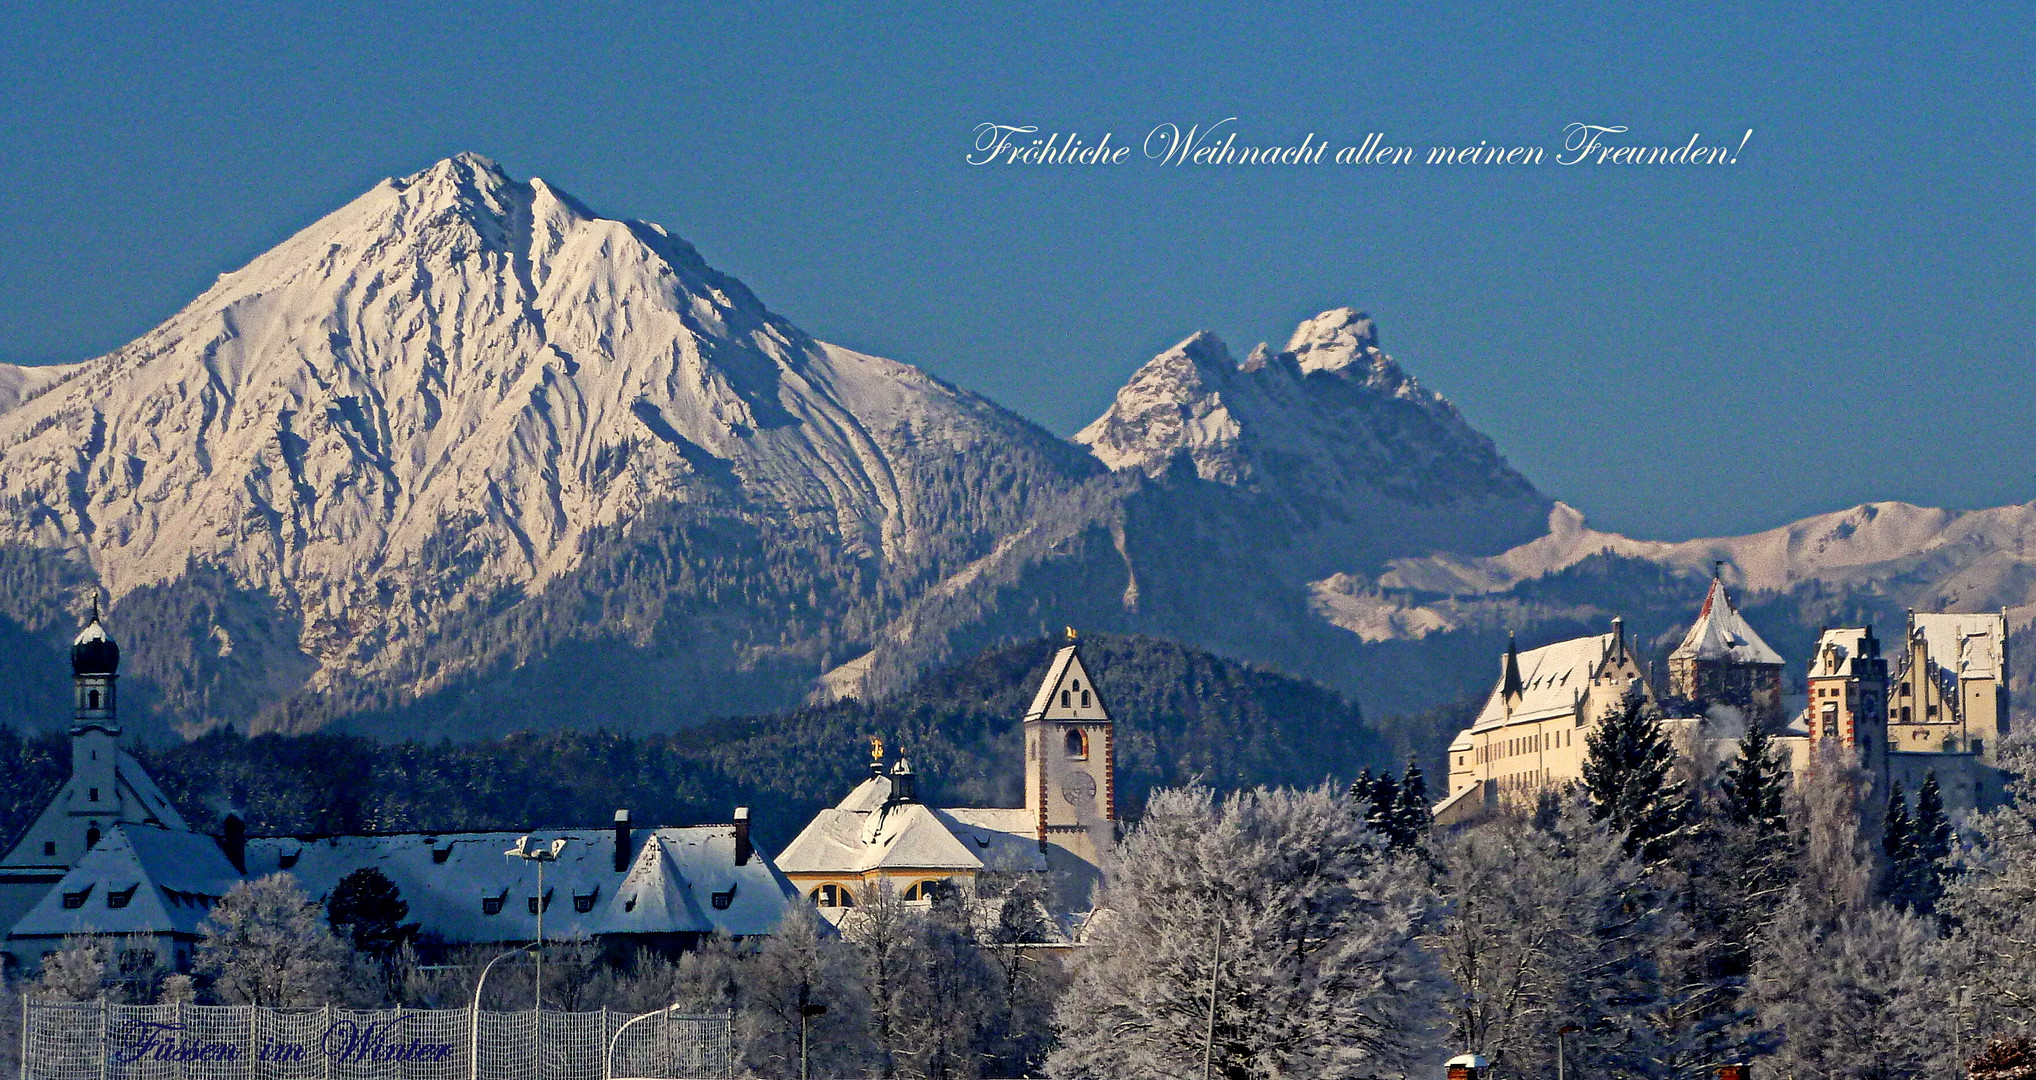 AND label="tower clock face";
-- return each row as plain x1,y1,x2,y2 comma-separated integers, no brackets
1063,772,1098,805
